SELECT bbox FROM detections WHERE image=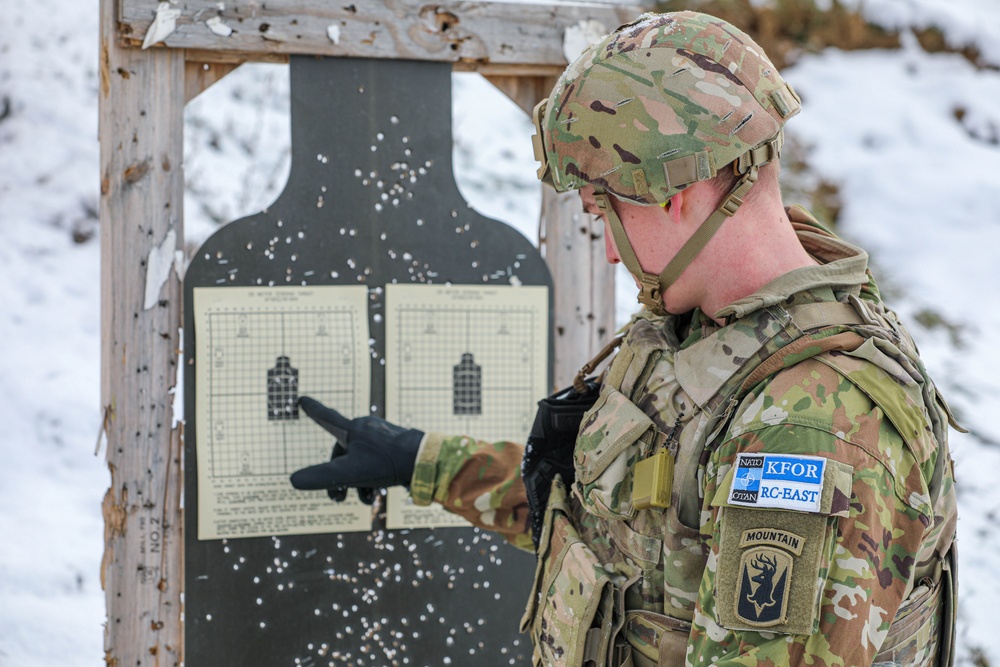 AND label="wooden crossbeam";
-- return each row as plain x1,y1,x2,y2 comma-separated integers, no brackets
122,0,641,71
